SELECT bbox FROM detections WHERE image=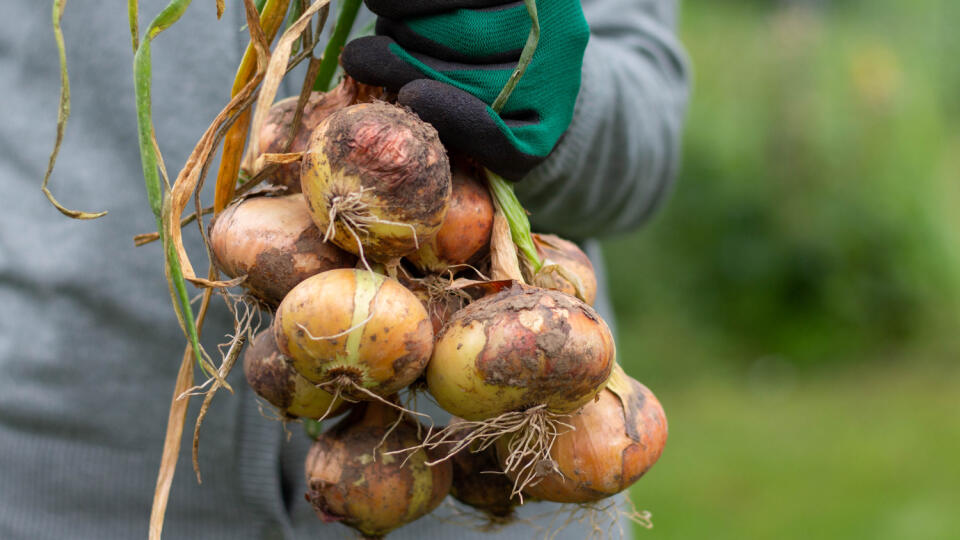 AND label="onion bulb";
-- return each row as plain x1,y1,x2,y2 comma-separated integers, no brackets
258,76,382,192
305,401,452,539
407,161,493,273
300,102,451,263
274,269,434,401
209,194,355,307
528,233,597,306
506,364,668,503
424,285,615,496
427,286,614,421
243,329,345,420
